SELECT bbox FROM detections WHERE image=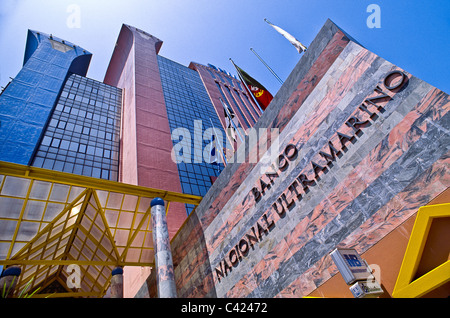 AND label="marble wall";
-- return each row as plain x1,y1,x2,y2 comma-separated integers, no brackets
137,19,449,298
